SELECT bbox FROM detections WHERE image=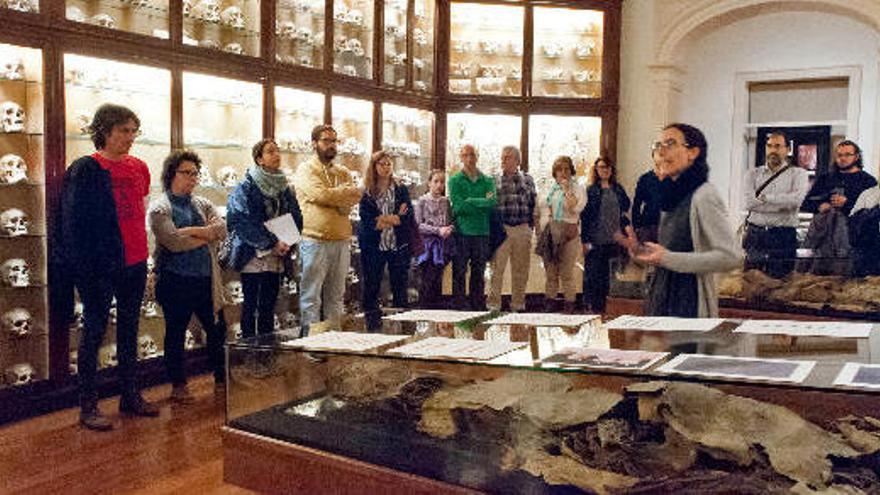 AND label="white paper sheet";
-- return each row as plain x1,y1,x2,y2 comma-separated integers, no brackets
281,331,409,352
833,363,880,389
733,320,872,338
387,337,527,361
485,313,600,327
265,213,301,245
383,309,490,323
542,347,669,371
656,353,816,383
604,315,726,332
